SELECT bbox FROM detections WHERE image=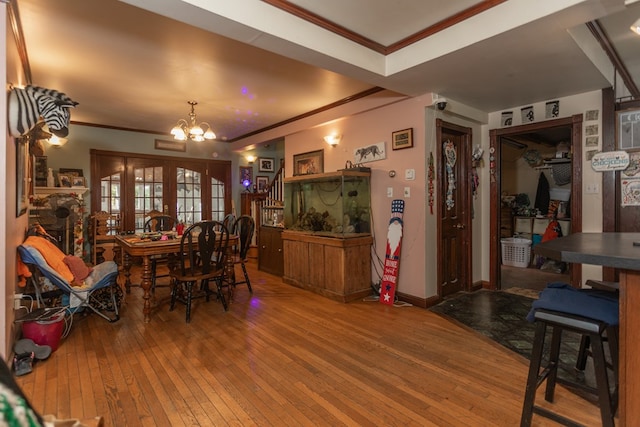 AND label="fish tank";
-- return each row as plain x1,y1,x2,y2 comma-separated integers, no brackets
283,170,371,237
